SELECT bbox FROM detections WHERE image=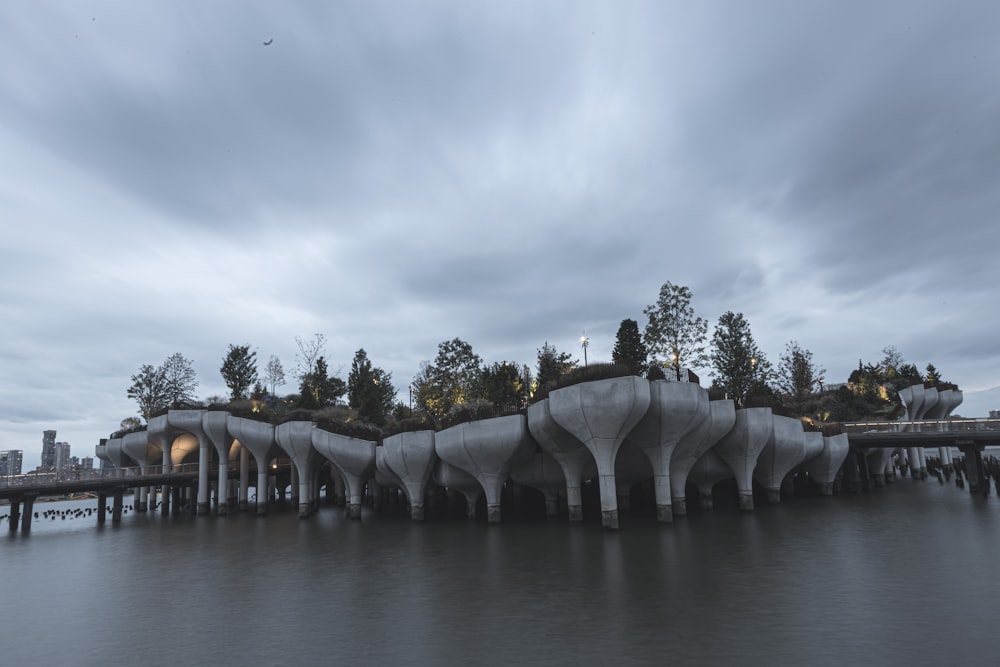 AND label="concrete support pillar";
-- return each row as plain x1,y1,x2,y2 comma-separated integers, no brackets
917,448,928,478
907,447,920,477
112,489,124,523
857,451,872,492
97,494,107,524
21,496,34,533
239,447,250,511
136,484,147,512
546,377,651,530
8,500,20,532
197,440,210,515
256,470,269,516
216,461,228,516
